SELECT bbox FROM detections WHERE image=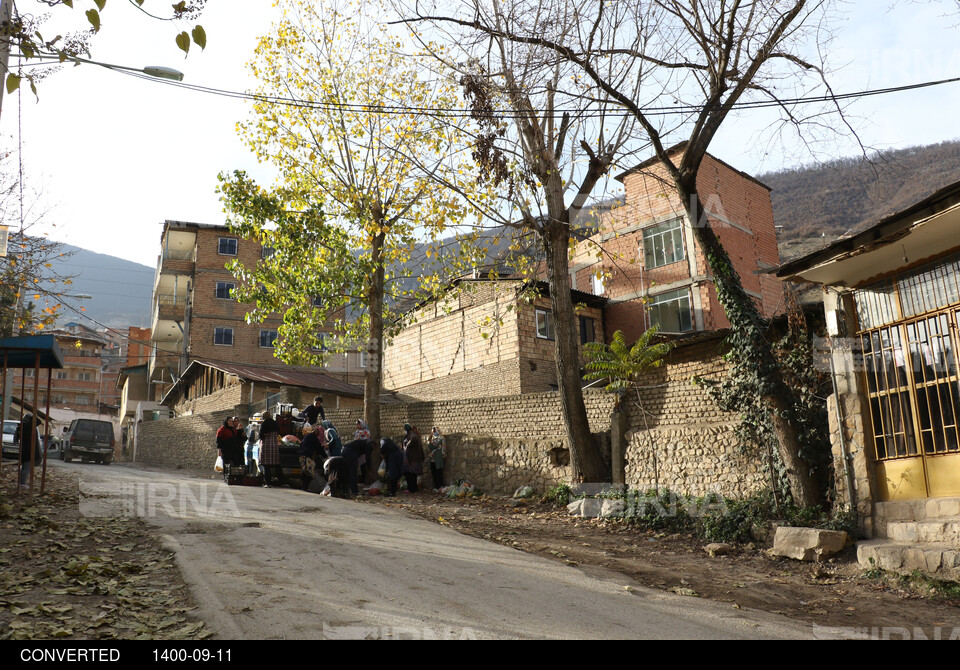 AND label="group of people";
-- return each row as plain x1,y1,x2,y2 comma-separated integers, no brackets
214,396,448,500
377,423,447,497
